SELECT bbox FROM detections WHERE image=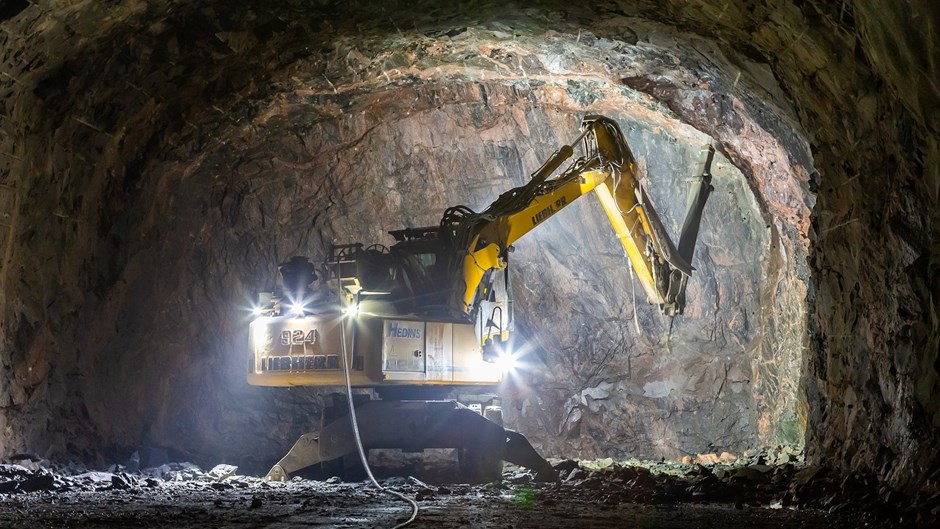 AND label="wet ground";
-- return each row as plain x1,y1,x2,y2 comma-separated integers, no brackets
0,455,929,528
